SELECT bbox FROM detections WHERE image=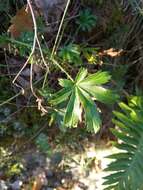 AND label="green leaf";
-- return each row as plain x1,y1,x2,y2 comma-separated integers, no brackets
113,111,136,129
107,153,133,160
79,85,119,104
49,69,116,134
59,44,82,65
112,119,140,138
115,143,136,152
64,87,81,127
79,71,111,86
76,9,97,31
58,79,74,88
103,184,118,190
111,129,139,146
75,68,88,83
77,88,101,133
103,171,124,182
50,88,72,105
103,99,143,190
